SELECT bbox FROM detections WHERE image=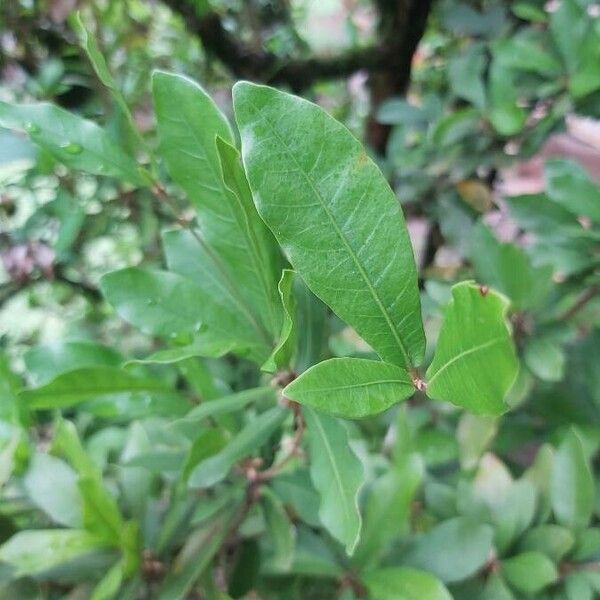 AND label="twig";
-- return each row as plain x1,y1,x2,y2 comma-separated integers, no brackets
557,285,600,322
